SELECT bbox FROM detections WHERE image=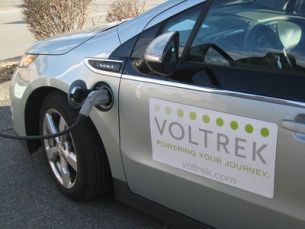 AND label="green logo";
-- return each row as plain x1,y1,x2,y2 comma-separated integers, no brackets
216,118,224,127
165,106,171,114
189,112,197,121
245,124,254,134
154,104,270,137
230,121,239,130
261,128,270,137
177,109,184,118
202,115,210,124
